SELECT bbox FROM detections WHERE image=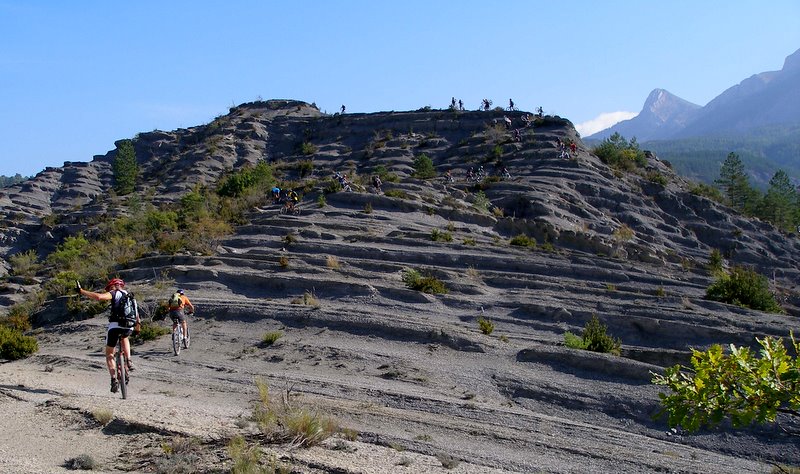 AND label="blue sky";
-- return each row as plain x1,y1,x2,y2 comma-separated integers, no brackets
2,1,799,177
